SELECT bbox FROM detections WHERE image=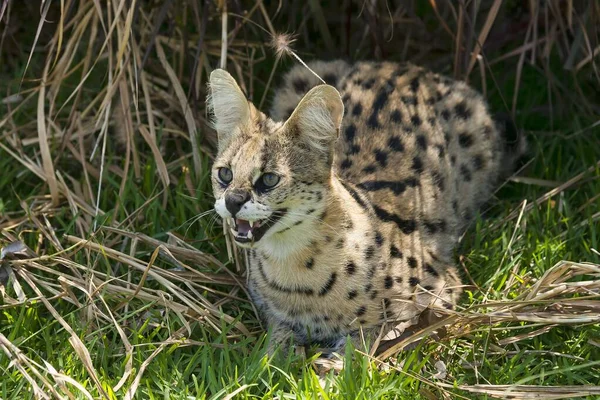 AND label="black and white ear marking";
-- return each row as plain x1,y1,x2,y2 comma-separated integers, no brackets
284,84,344,152
208,69,255,151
